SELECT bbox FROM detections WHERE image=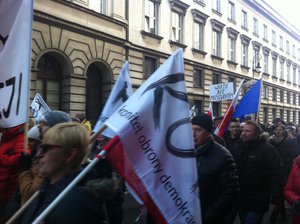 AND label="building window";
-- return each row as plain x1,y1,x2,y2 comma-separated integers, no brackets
287,61,291,82
263,107,268,124
287,110,290,123
193,100,203,115
227,27,239,62
280,60,284,79
171,11,183,43
263,85,268,99
212,73,221,84
213,0,221,13
37,54,62,110
194,68,203,88
211,19,225,57
280,109,284,119
293,66,297,84
286,40,290,55
241,10,247,29
272,108,277,121
298,48,300,61
293,44,296,58
144,0,160,34
263,24,268,41
272,88,277,101
272,30,276,46
240,35,251,67
253,17,258,35
90,0,107,14
192,9,208,51
293,93,296,105
272,52,278,77
228,1,235,21
287,92,290,104
212,102,221,117
263,53,269,73
280,90,284,102
280,35,283,50
228,76,235,91
143,56,158,79
293,111,296,124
